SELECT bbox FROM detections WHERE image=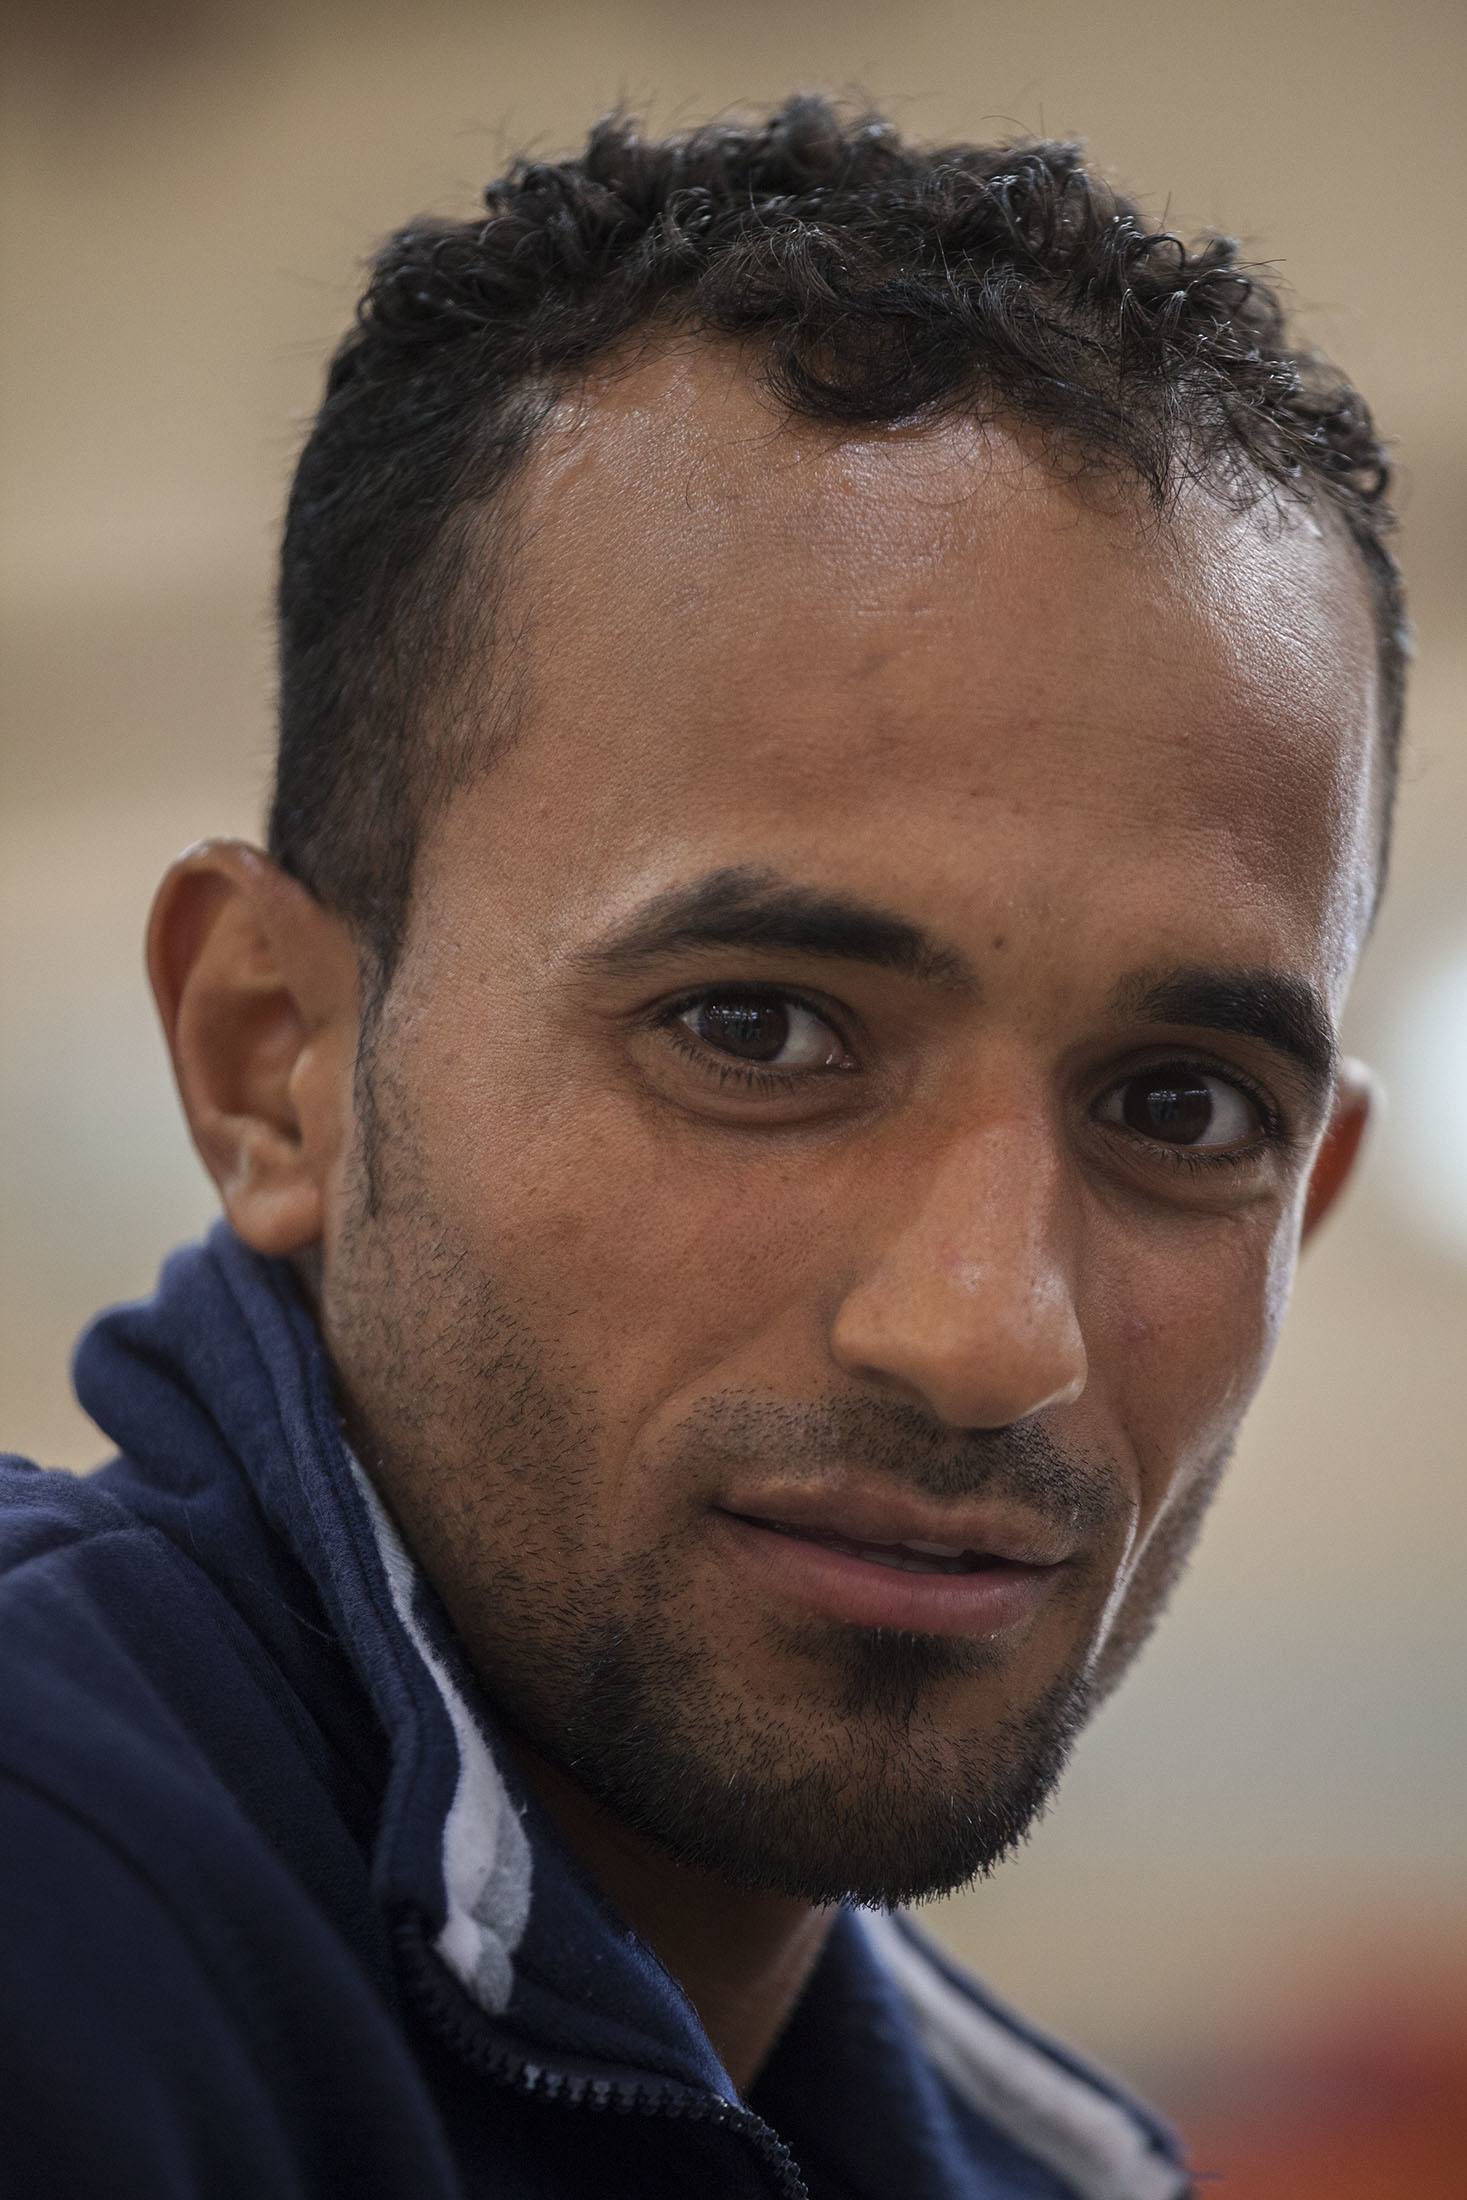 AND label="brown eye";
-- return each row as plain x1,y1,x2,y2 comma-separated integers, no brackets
1101,1066,1259,1149
676,993,849,1071
689,996,790,1061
